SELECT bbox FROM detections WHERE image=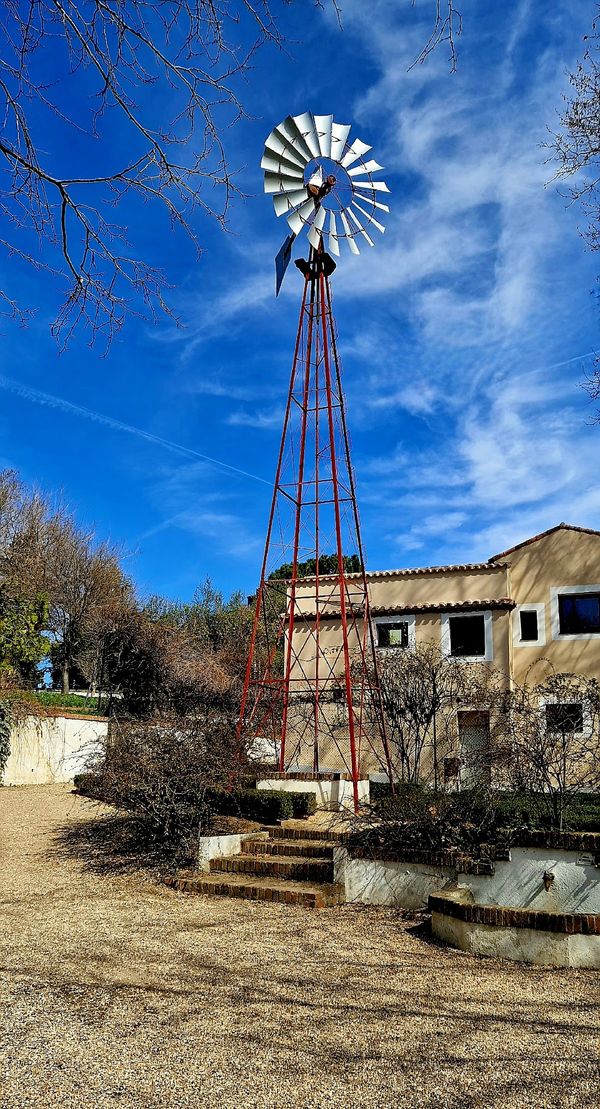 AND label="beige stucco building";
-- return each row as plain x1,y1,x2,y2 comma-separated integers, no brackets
290,523,600,780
